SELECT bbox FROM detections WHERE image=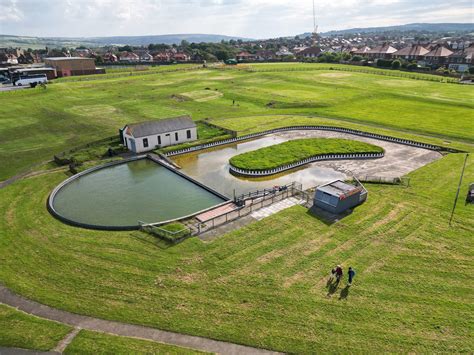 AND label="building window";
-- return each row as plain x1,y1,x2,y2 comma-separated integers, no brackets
157,135,161,145
175,132,179,141
186,130,191,139
143,138,149,148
